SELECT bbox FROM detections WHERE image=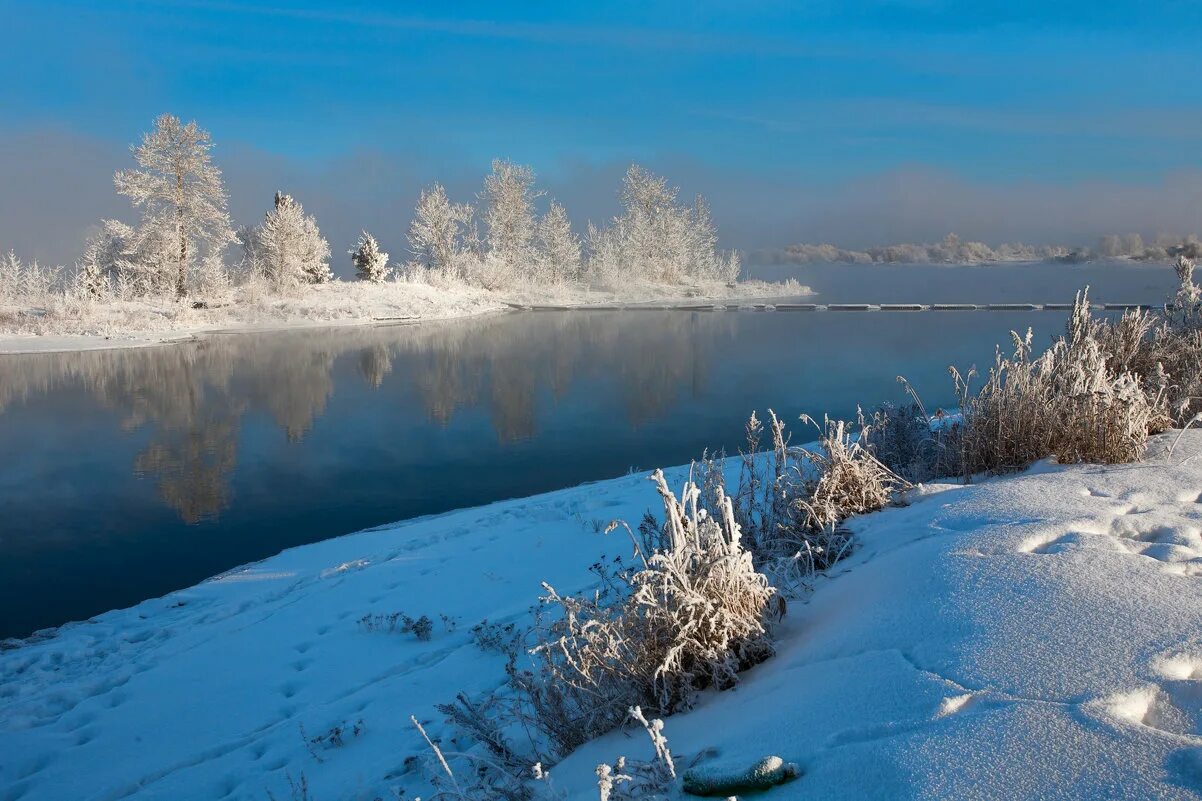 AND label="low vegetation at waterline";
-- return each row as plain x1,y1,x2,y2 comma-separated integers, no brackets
397,259,1202,800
